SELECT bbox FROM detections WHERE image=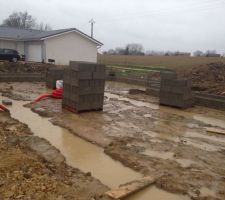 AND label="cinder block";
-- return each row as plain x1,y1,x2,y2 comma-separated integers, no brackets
95,64,106,72
93,72,105,79
62,61,105,112
160,71,177,80
69,61,96,72
46,68,64,89
159,72,194,109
